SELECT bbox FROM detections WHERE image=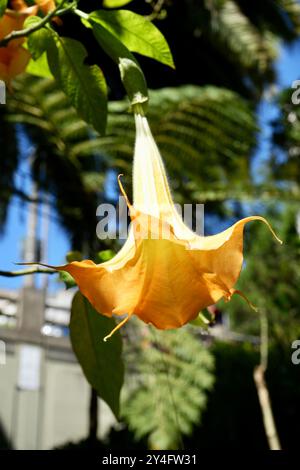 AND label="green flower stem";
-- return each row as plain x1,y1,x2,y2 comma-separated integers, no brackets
74,9,89,21
133,103,146,116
